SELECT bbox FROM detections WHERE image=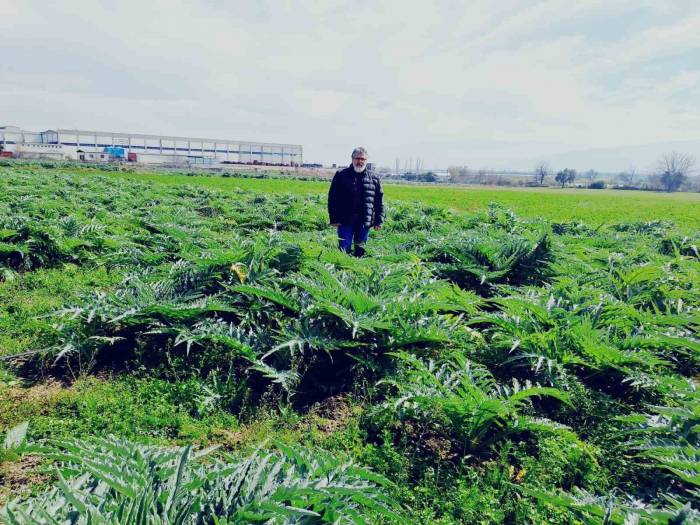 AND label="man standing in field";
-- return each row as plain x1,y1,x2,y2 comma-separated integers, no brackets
328,147,384,257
